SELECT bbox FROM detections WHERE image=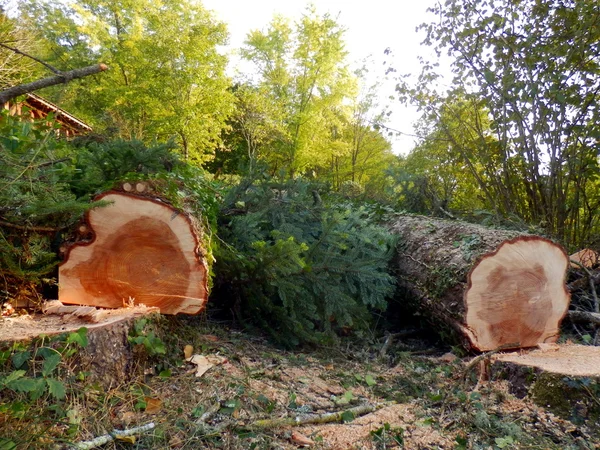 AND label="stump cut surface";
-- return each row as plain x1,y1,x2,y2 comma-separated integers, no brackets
59,192,208,314
465,237,570,351
493,344,600,377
